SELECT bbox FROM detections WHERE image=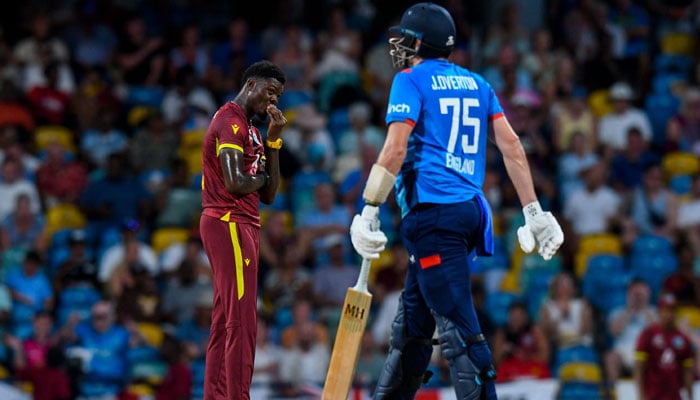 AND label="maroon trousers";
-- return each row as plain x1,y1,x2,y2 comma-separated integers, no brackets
200,214,260,400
